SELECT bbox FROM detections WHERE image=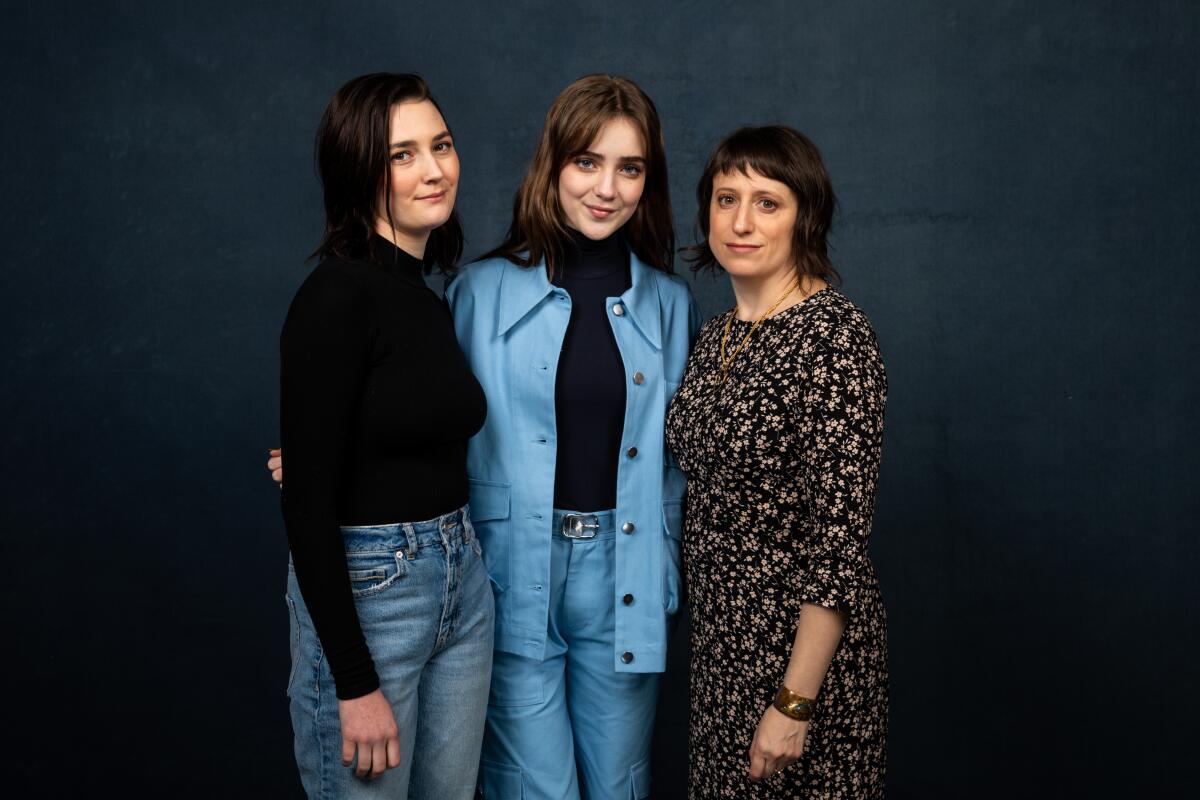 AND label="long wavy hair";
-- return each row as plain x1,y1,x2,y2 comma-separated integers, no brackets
483,74,674,276
311,72,463,273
